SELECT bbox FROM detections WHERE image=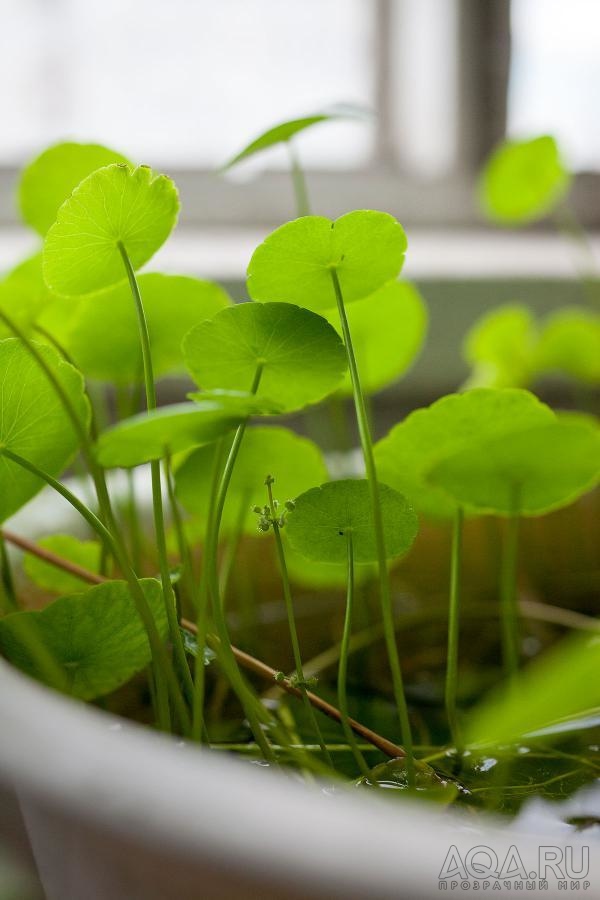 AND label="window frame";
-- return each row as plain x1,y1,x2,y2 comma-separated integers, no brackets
0,0,598,230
